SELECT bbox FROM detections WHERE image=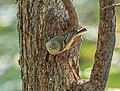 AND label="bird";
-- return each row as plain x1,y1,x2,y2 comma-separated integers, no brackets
46,27,87,55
